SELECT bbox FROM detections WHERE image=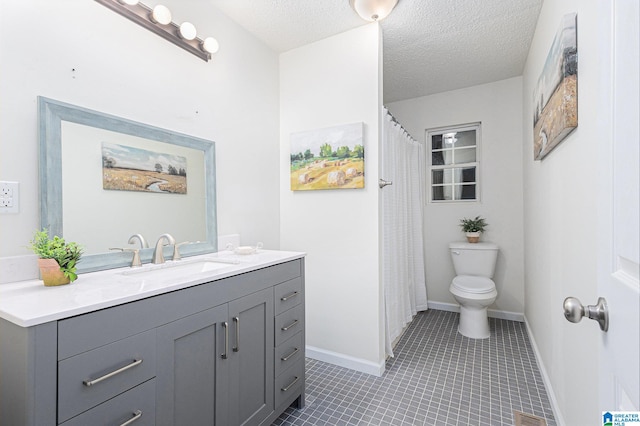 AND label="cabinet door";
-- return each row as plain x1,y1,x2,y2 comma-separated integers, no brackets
156,305,229,426
228,288,274,426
